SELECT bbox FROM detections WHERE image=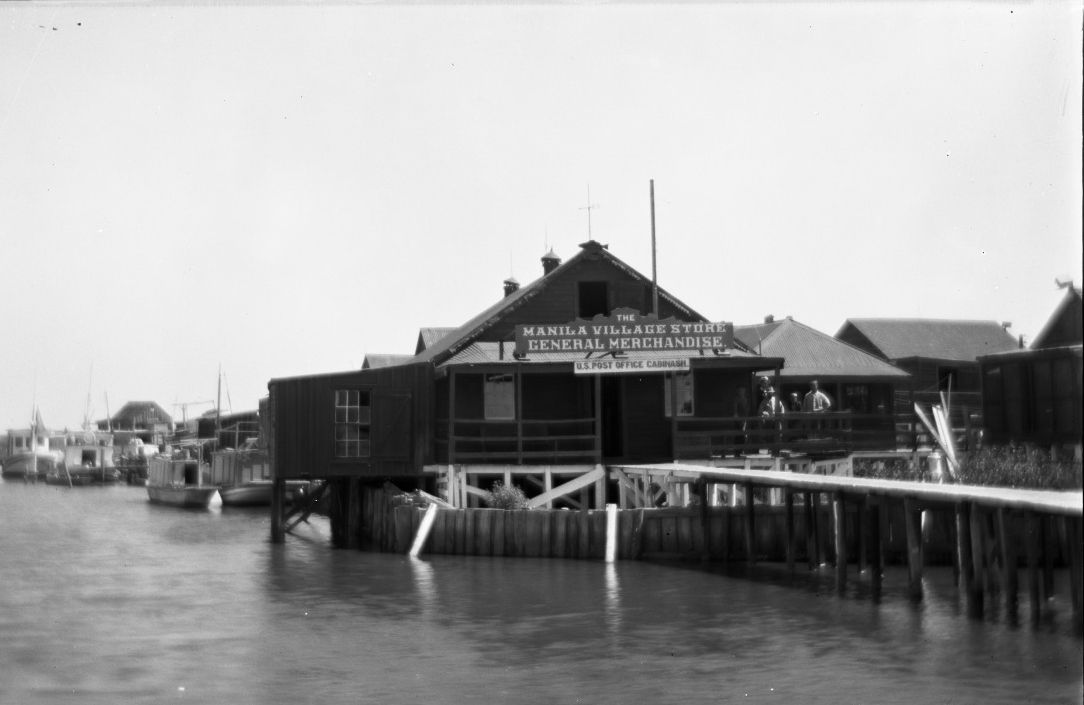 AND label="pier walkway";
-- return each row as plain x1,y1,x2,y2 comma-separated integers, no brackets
615,462,1082,628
